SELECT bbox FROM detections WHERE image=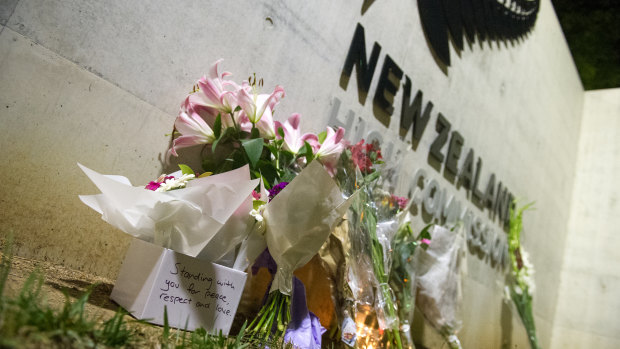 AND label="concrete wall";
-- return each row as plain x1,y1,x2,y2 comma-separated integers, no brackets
551,88,620,349
0,1,586,347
